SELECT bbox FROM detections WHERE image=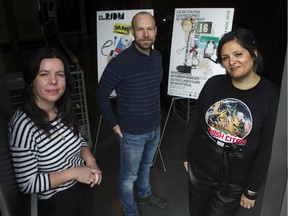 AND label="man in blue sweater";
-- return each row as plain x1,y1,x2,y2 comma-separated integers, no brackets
96,11,167,216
